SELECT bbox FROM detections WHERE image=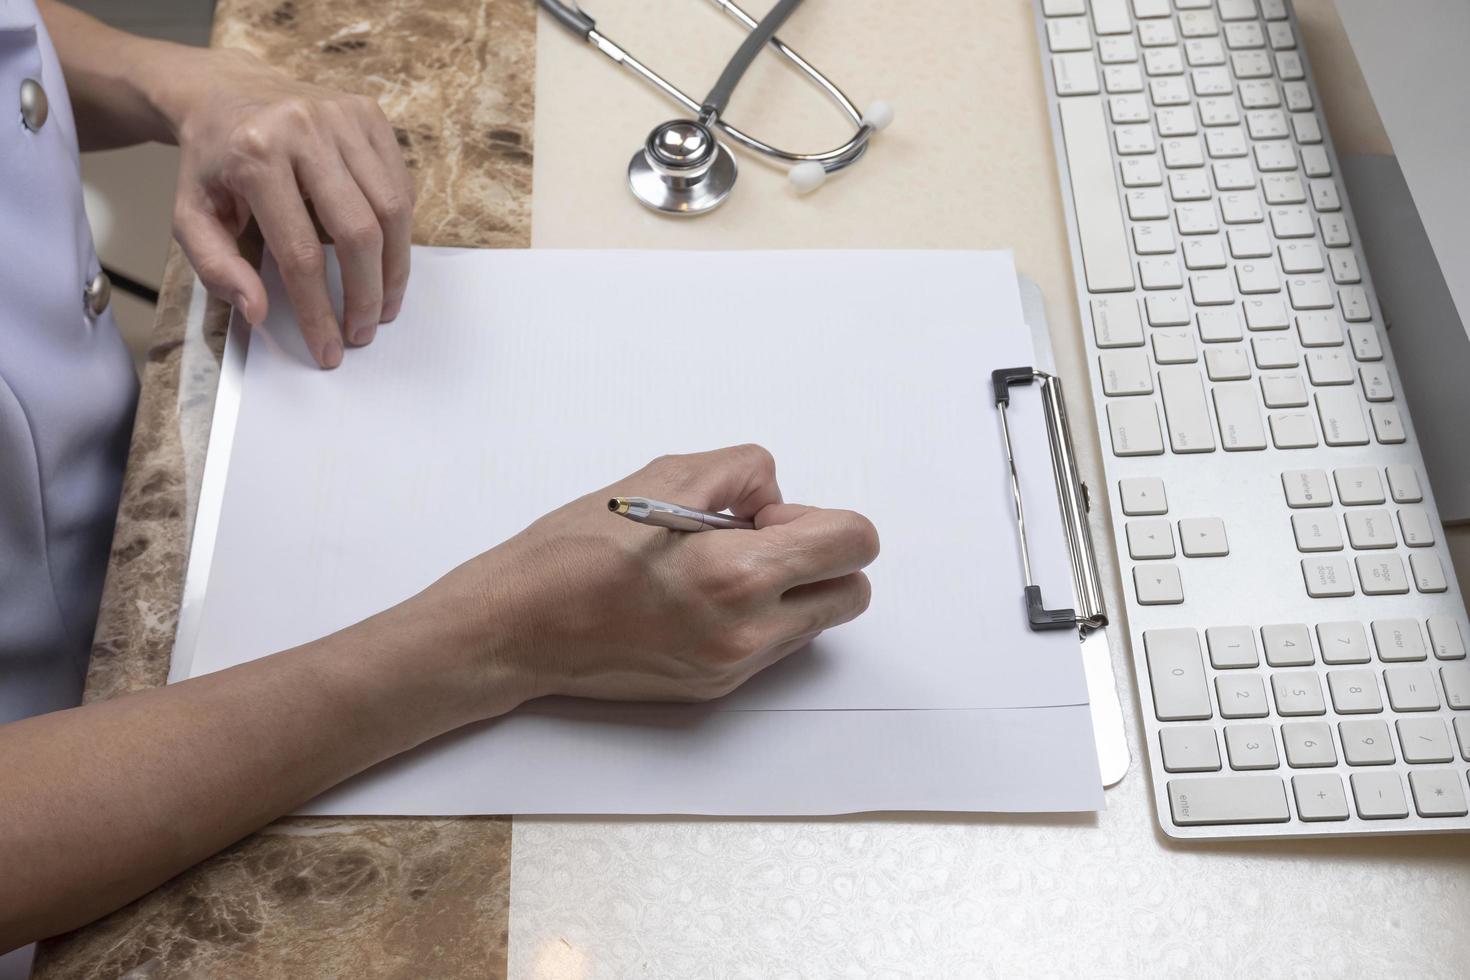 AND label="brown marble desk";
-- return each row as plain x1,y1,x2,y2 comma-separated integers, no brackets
37,1,1470,977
